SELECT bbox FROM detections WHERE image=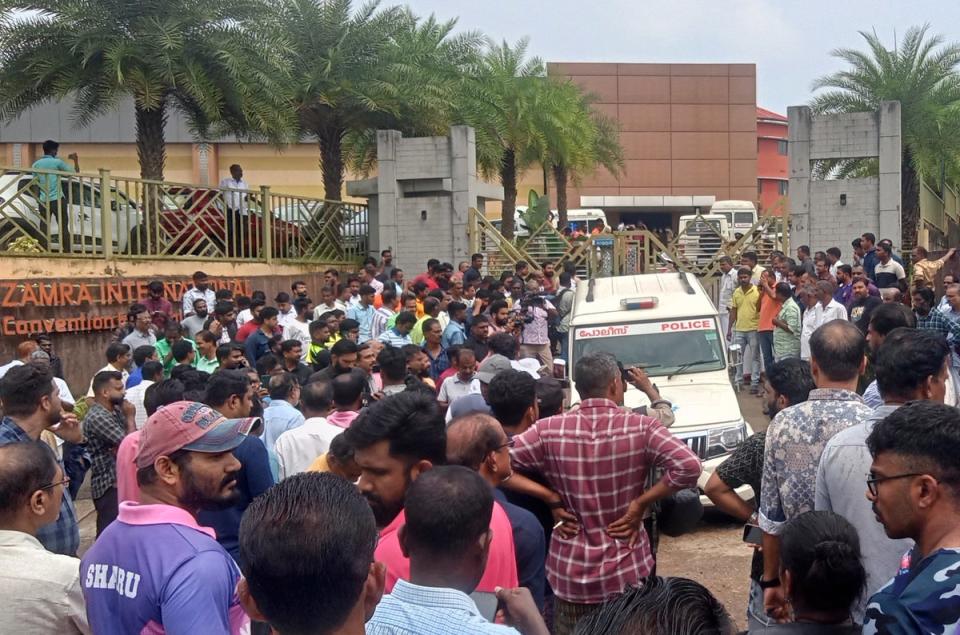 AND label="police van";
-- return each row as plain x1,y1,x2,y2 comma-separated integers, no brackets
568,271,752,504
